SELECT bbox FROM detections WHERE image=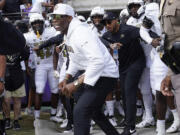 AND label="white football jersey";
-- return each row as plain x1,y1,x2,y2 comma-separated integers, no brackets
89,24,107,37
24,27,57,67
126,14,144,28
